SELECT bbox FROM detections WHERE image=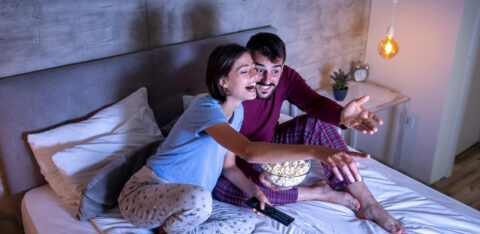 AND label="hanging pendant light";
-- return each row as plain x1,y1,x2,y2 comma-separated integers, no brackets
378,0,399,59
